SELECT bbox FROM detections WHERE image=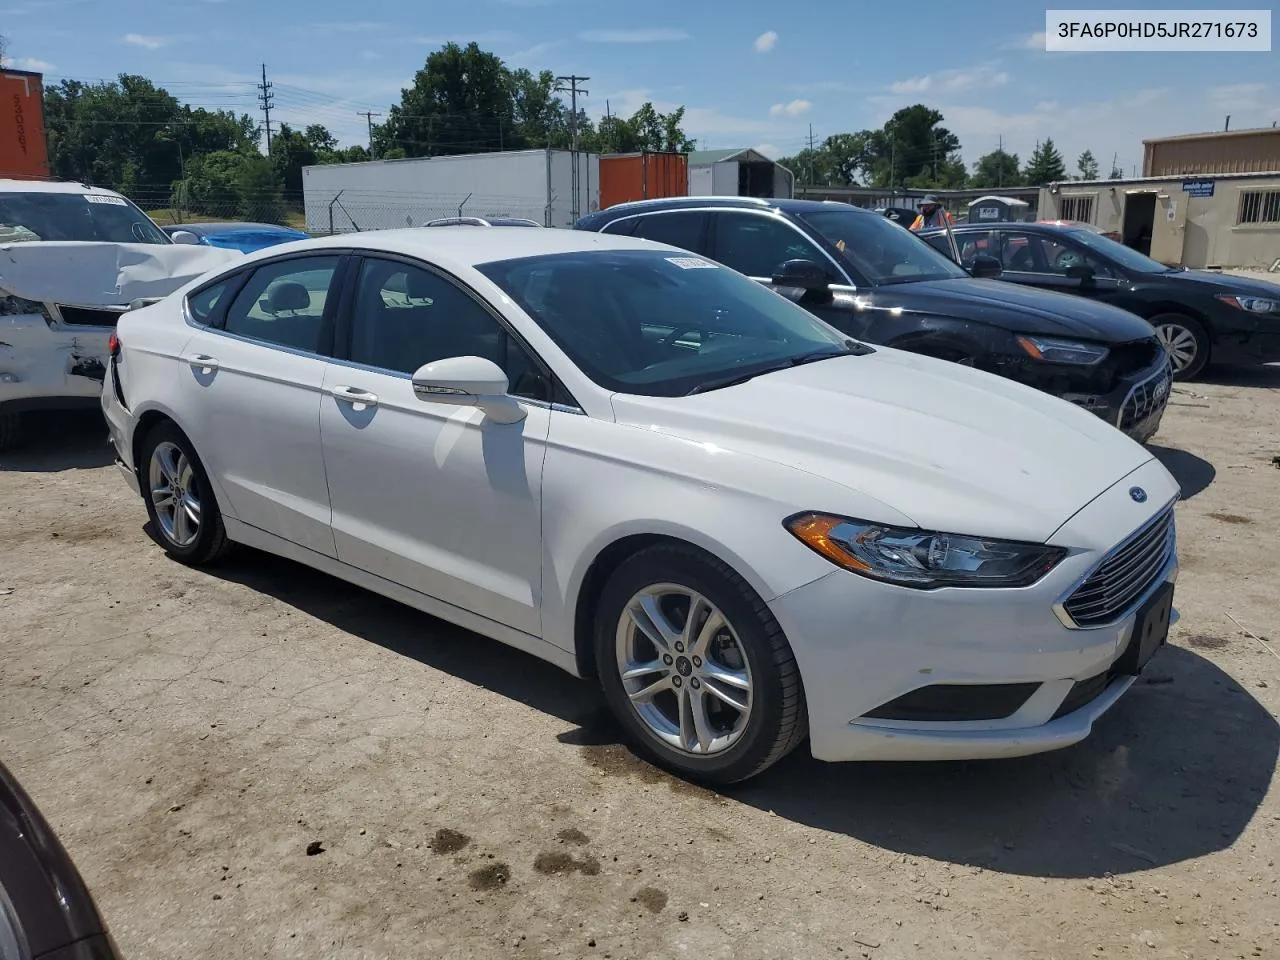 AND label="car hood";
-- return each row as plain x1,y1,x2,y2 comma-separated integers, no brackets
868,277,1156,341
1157,268,1280,298
610,349,1157,544
0,241,243,306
